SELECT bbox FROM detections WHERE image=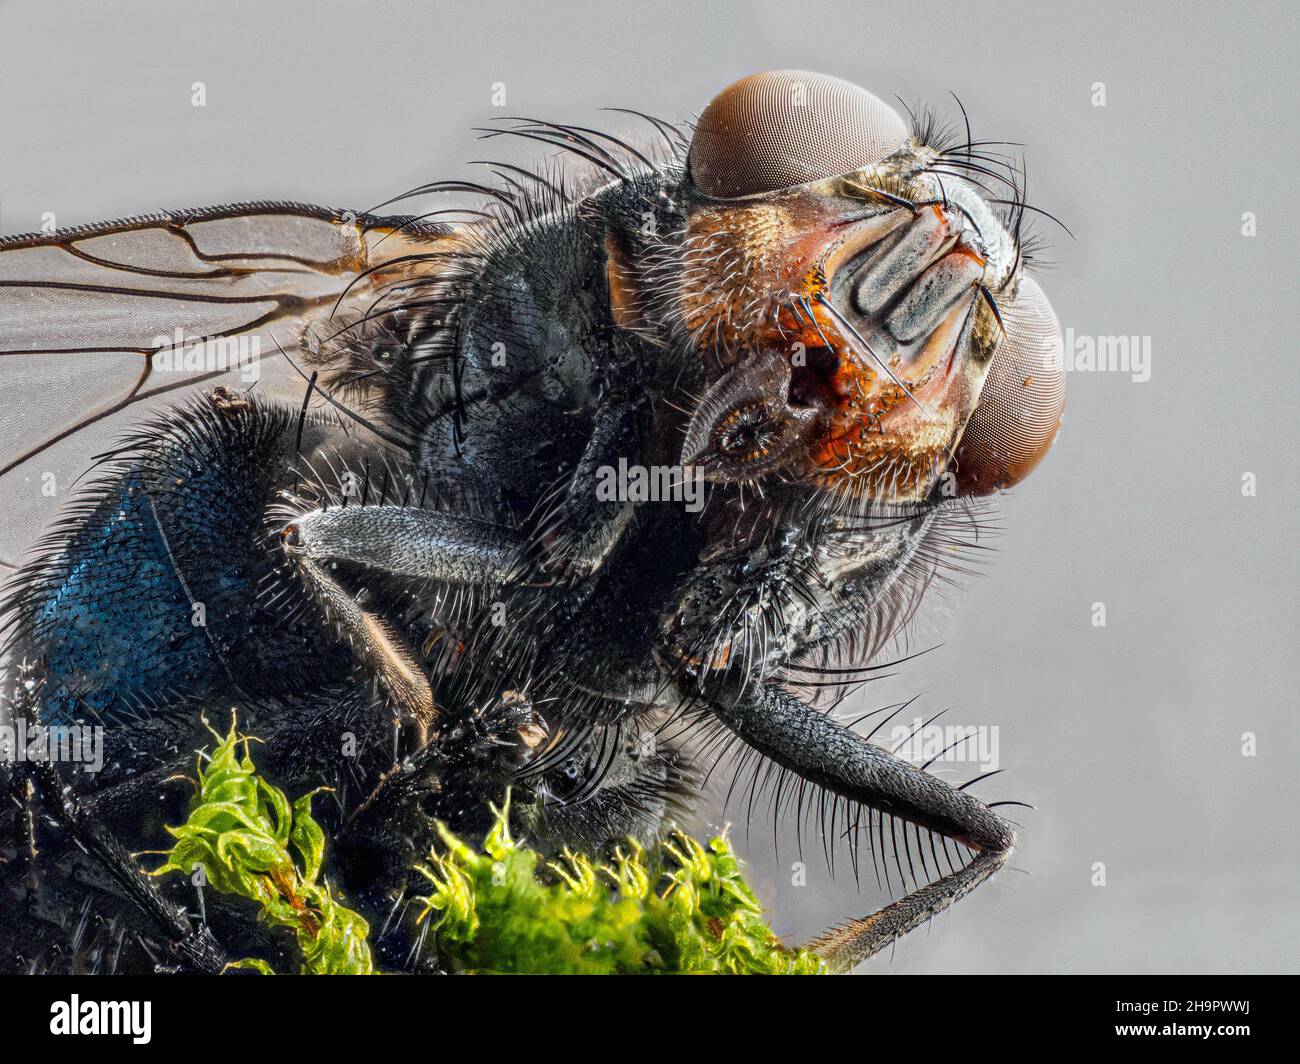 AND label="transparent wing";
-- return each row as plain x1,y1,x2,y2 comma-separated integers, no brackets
0,201,453,568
